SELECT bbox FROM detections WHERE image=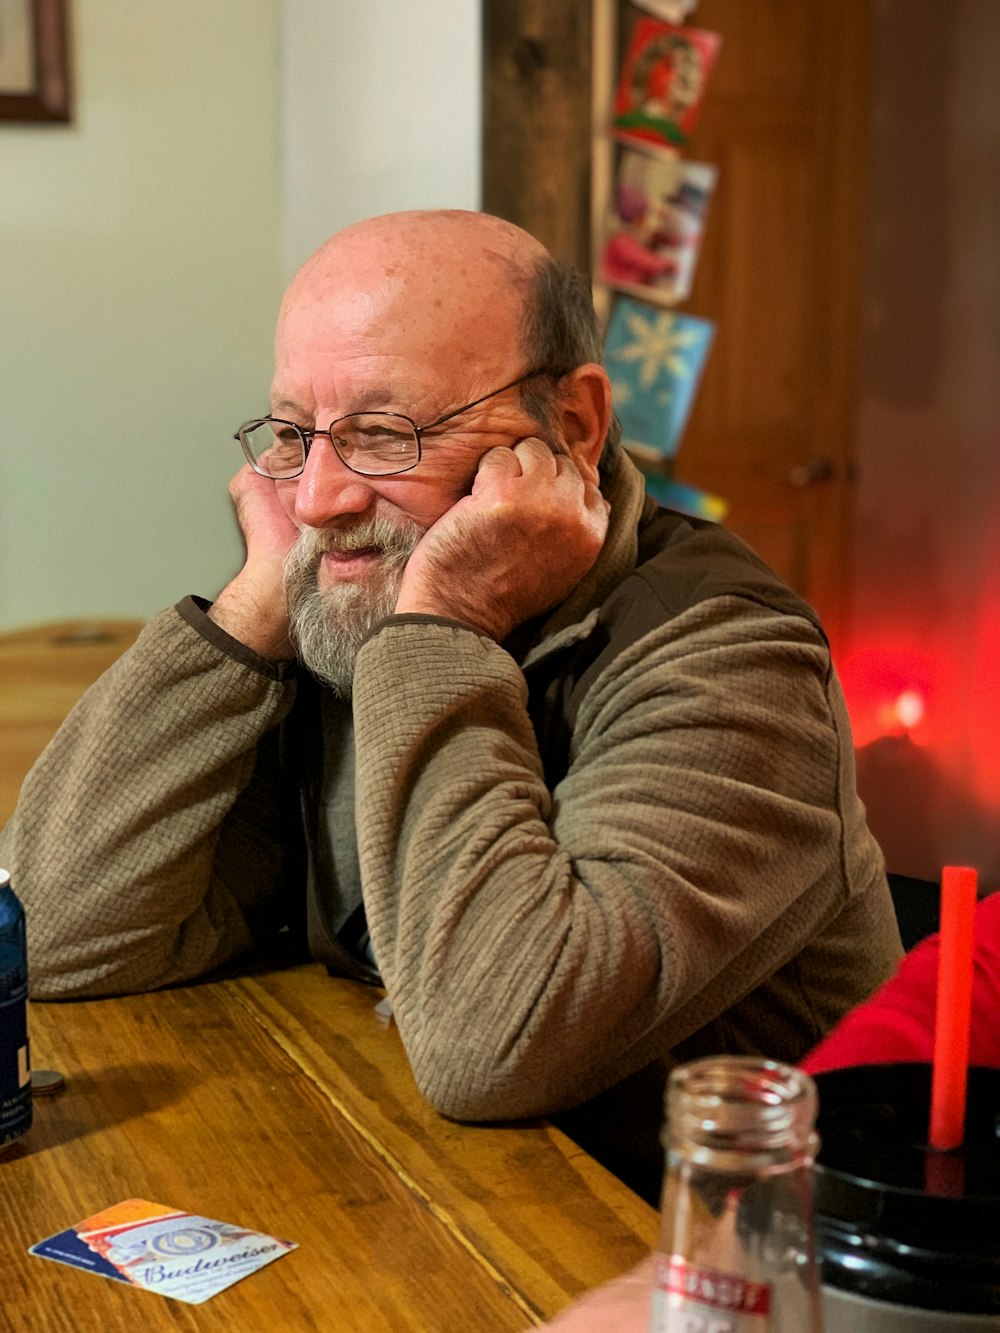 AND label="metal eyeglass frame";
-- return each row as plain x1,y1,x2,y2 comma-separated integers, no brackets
235,365,565,479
